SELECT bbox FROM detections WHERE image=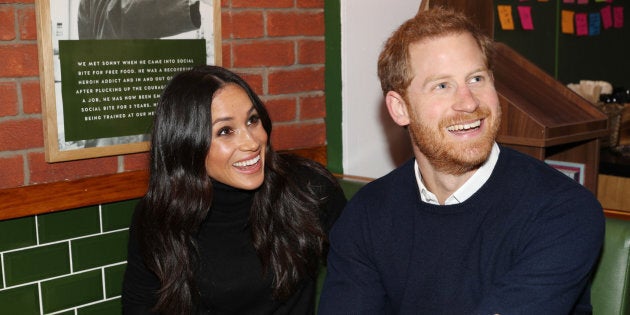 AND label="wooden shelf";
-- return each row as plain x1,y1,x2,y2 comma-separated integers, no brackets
493,43,609,194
